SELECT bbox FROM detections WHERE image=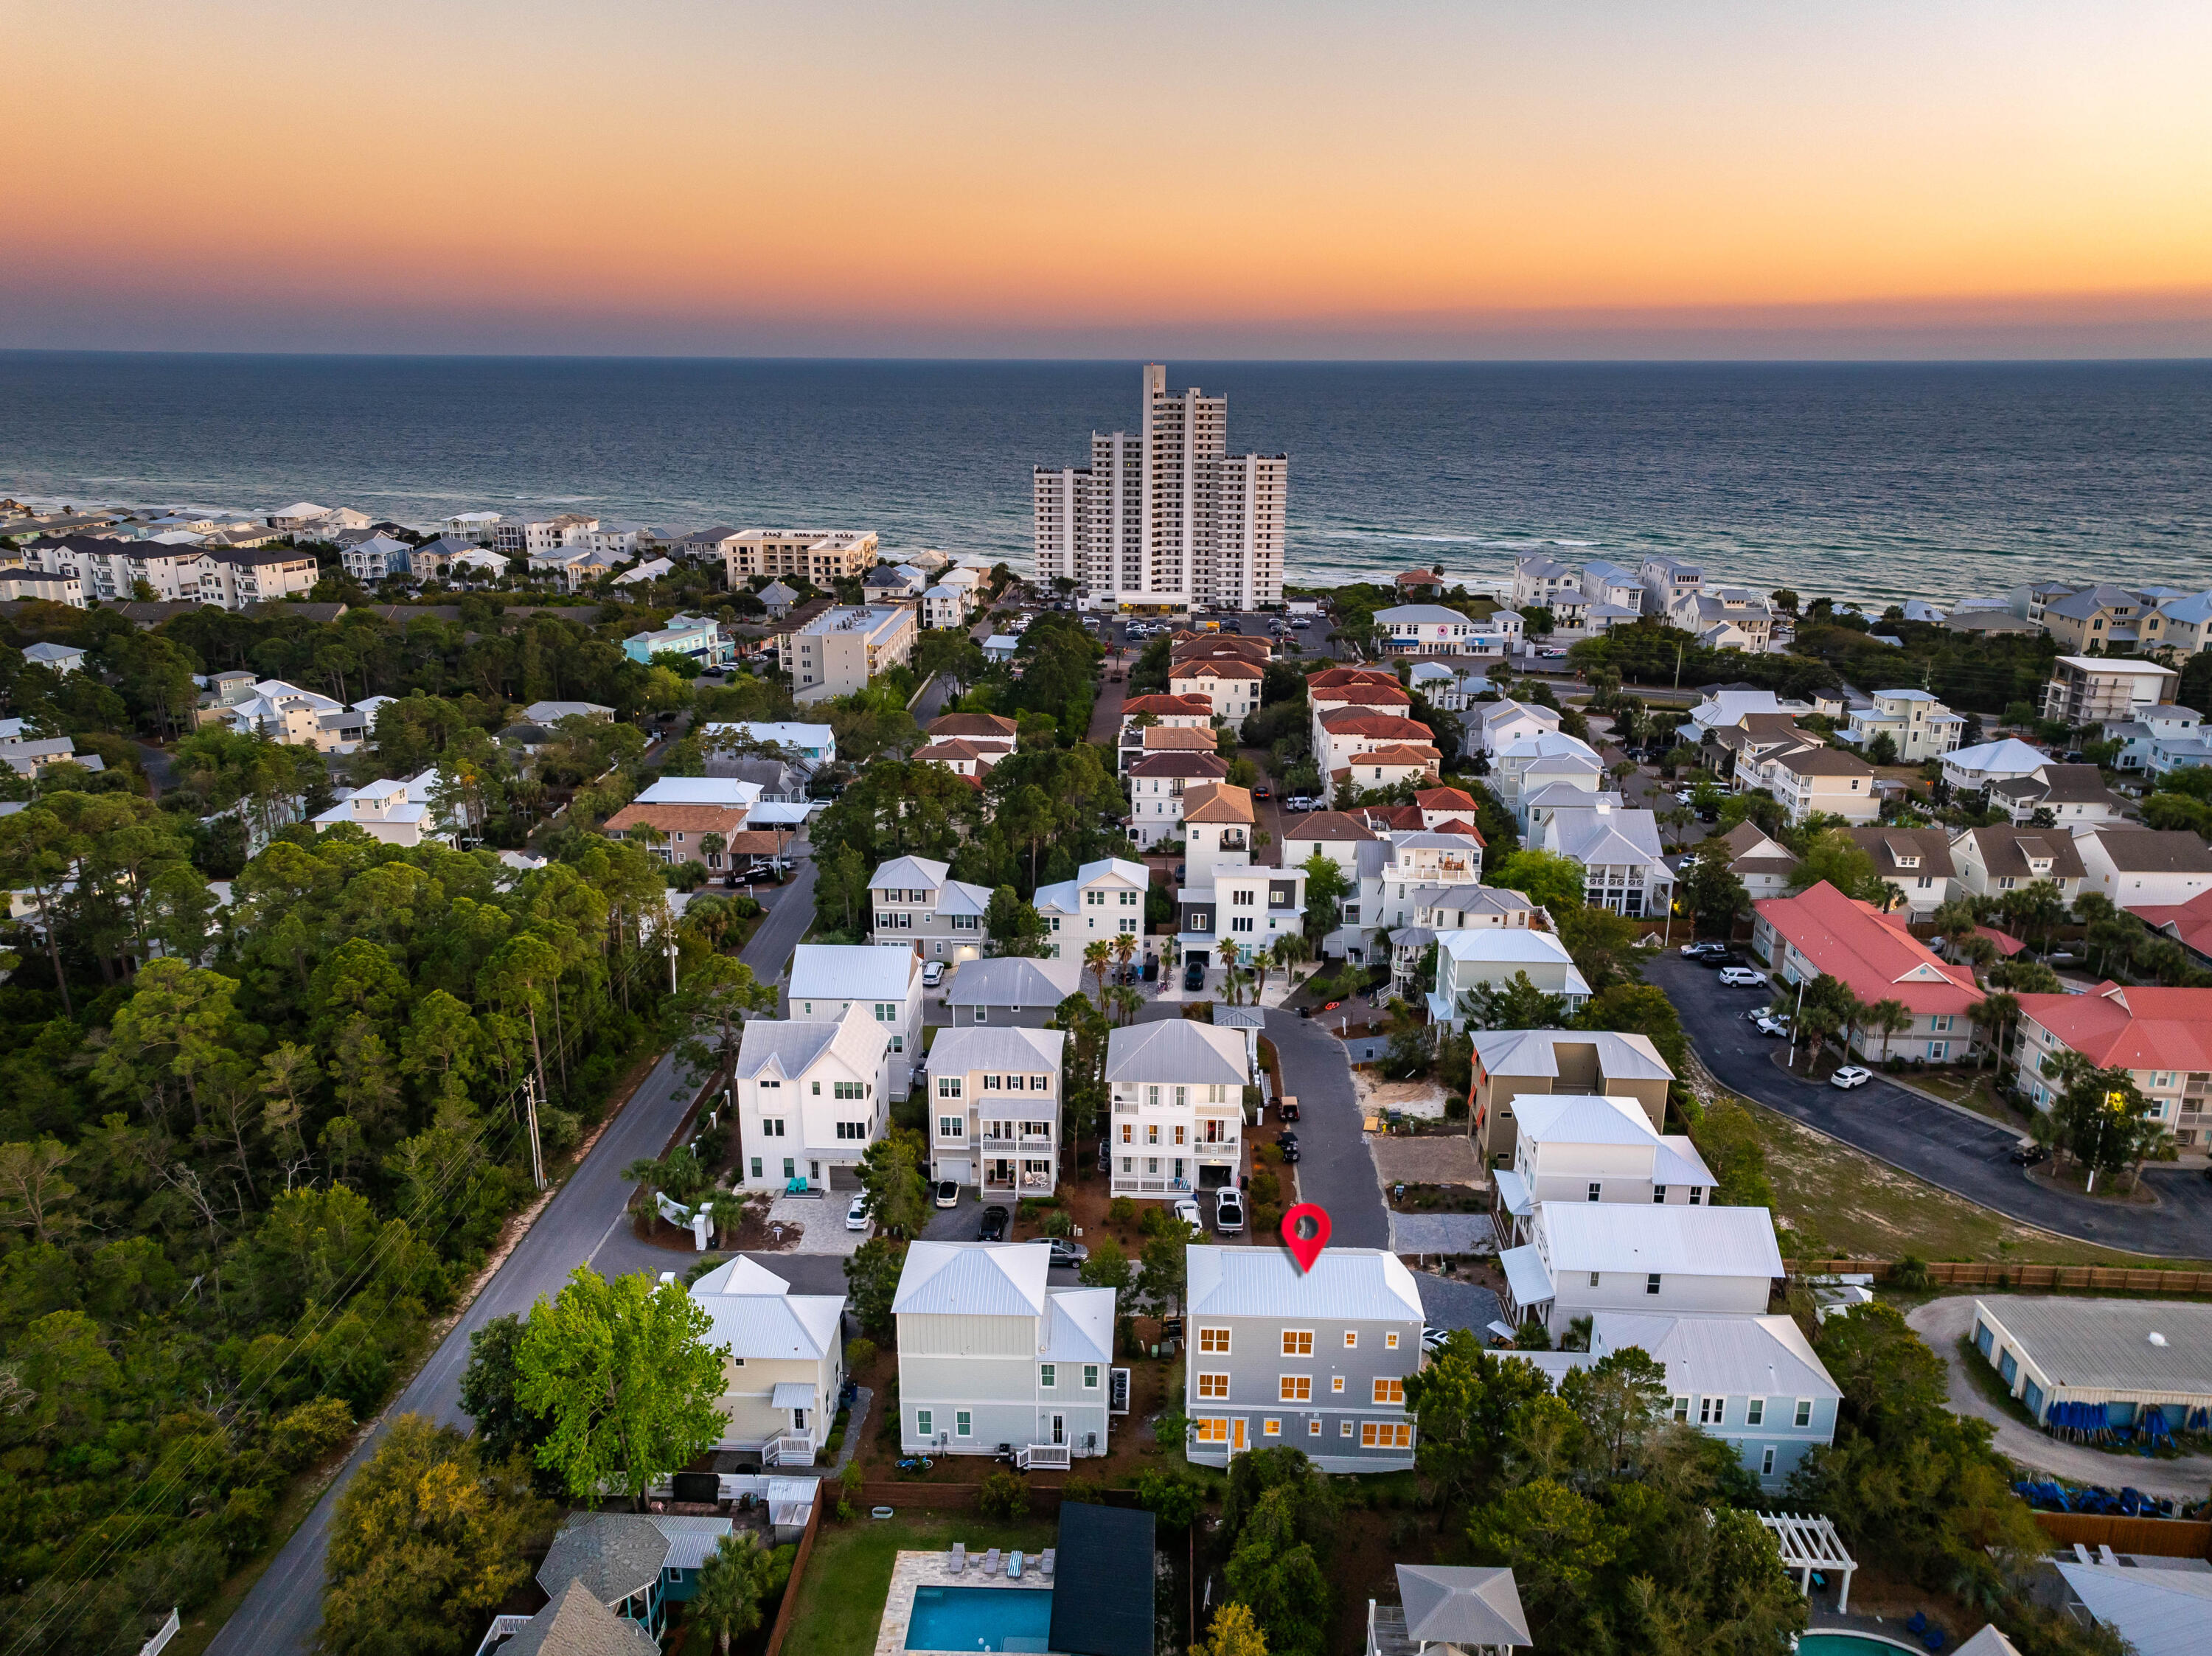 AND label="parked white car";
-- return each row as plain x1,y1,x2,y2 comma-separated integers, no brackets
1830,1065,1874,1090
1718,967,1767,988
1173,1197,1203,1234
1214,1189,1245,1234
1284,795,1321,813
846,1194,872,1231
921,959,945,987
